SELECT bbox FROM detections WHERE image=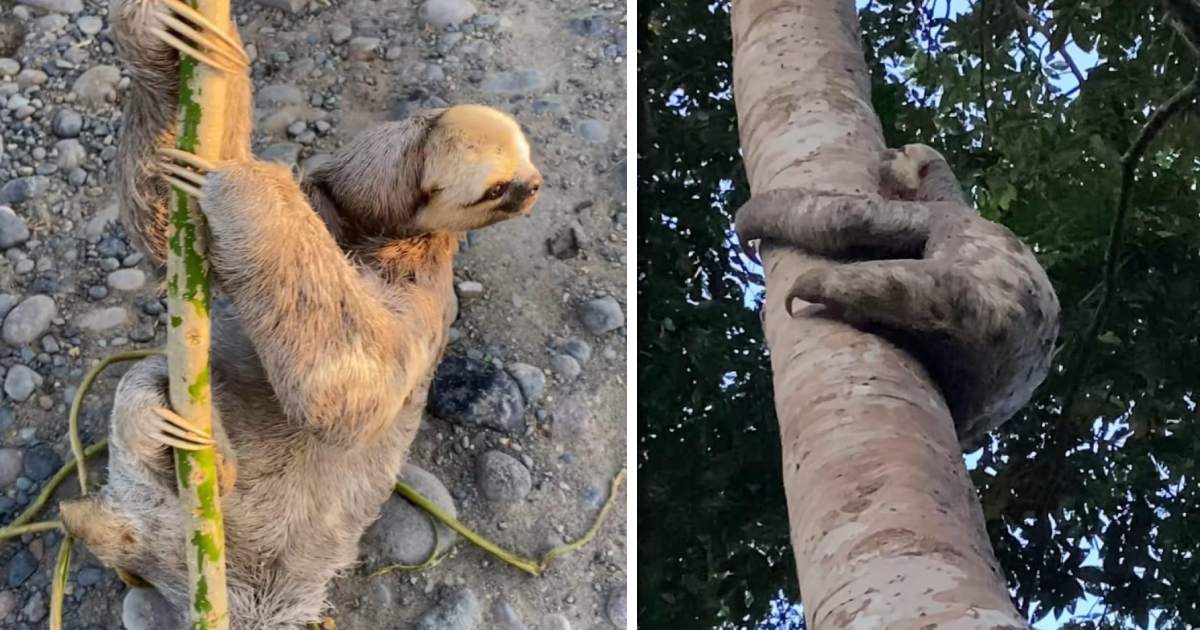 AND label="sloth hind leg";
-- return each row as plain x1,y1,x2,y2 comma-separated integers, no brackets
736,189,936,260
787,259,959,337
